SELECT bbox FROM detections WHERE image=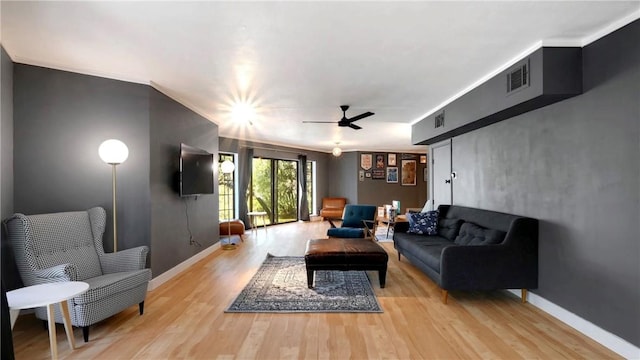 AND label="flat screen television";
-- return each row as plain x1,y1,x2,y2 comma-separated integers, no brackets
180,143,214,197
